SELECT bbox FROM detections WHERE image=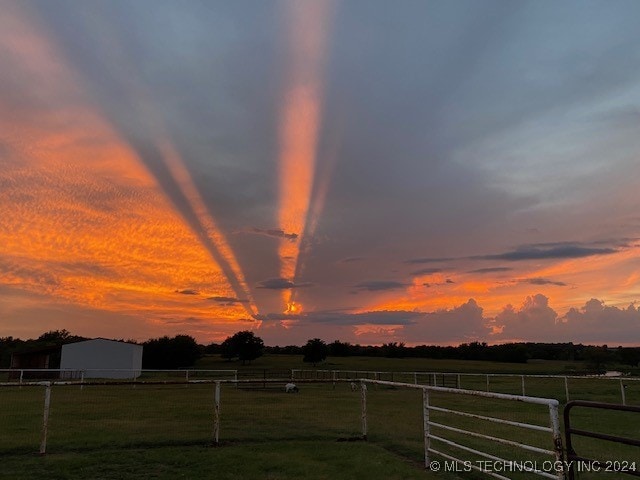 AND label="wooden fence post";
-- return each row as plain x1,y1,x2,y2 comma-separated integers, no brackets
40,382,52,454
